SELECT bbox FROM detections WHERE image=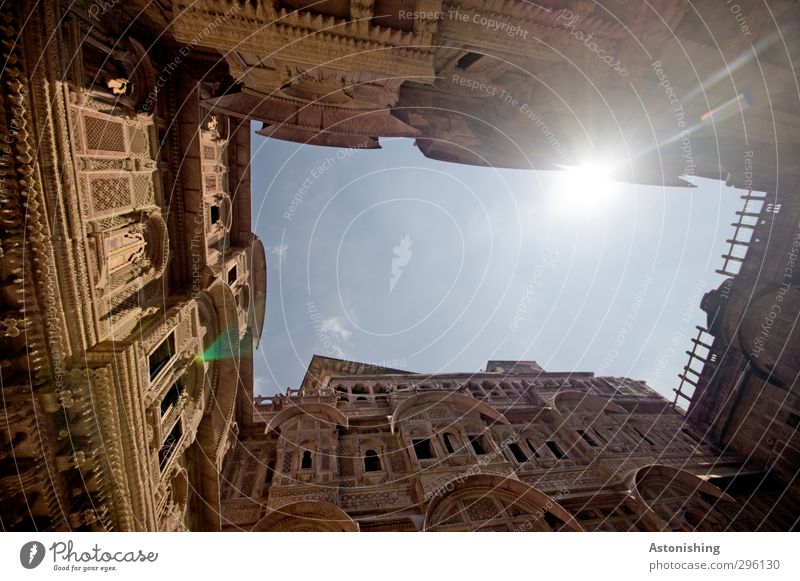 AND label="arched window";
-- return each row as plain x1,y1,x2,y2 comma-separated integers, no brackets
364,449,381,472
468,434,487,455
443,433,456,454
300,450,312,470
